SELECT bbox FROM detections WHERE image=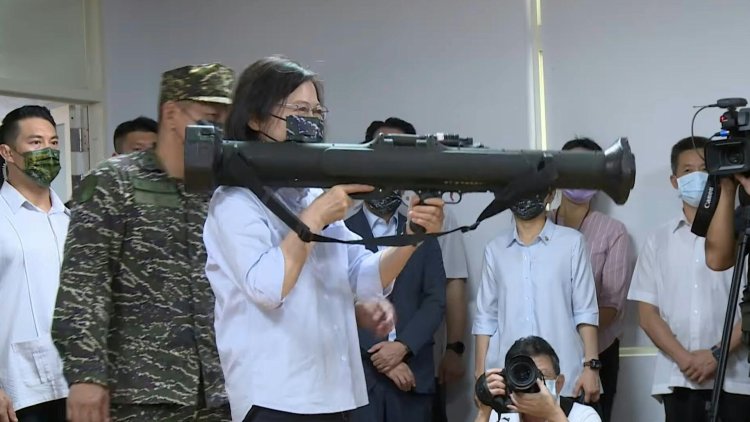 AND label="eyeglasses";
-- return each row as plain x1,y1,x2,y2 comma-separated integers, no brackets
278,103,329,121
